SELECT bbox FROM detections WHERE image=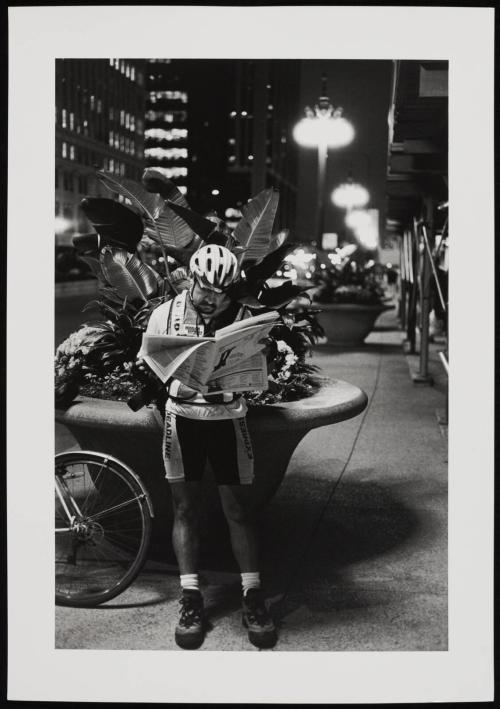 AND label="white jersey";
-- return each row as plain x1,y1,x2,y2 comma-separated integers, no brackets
145,293,248,421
